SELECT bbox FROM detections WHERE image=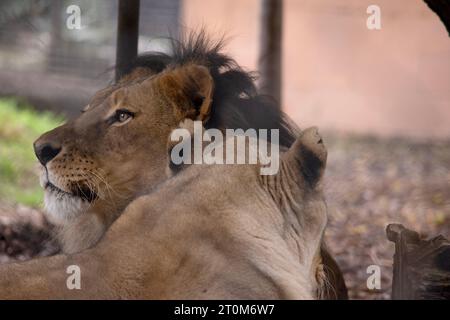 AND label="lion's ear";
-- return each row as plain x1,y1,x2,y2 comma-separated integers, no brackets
157,64,214,122
281,127,327,187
